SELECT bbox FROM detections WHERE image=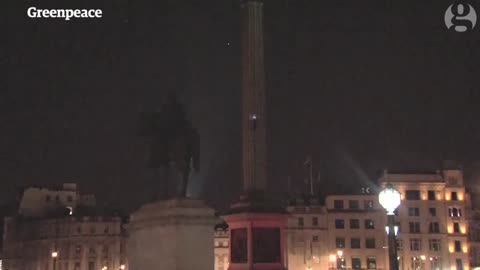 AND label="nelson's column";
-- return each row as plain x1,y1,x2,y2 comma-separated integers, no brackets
223,0,288,269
